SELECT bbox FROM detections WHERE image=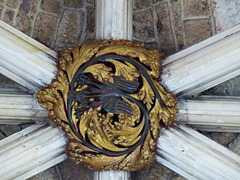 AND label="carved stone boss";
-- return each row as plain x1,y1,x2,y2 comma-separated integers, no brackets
37,40,177,171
